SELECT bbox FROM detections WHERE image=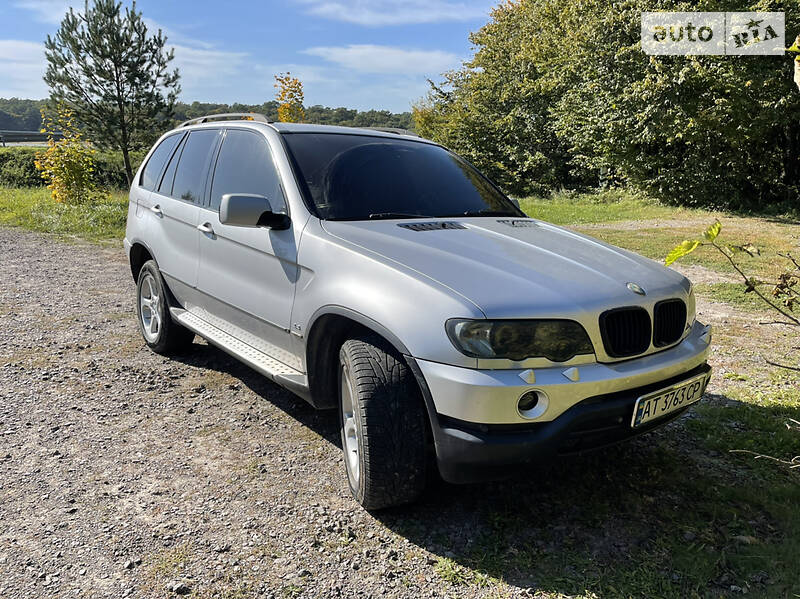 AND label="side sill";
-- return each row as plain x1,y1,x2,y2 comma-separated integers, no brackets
171,308,312,403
